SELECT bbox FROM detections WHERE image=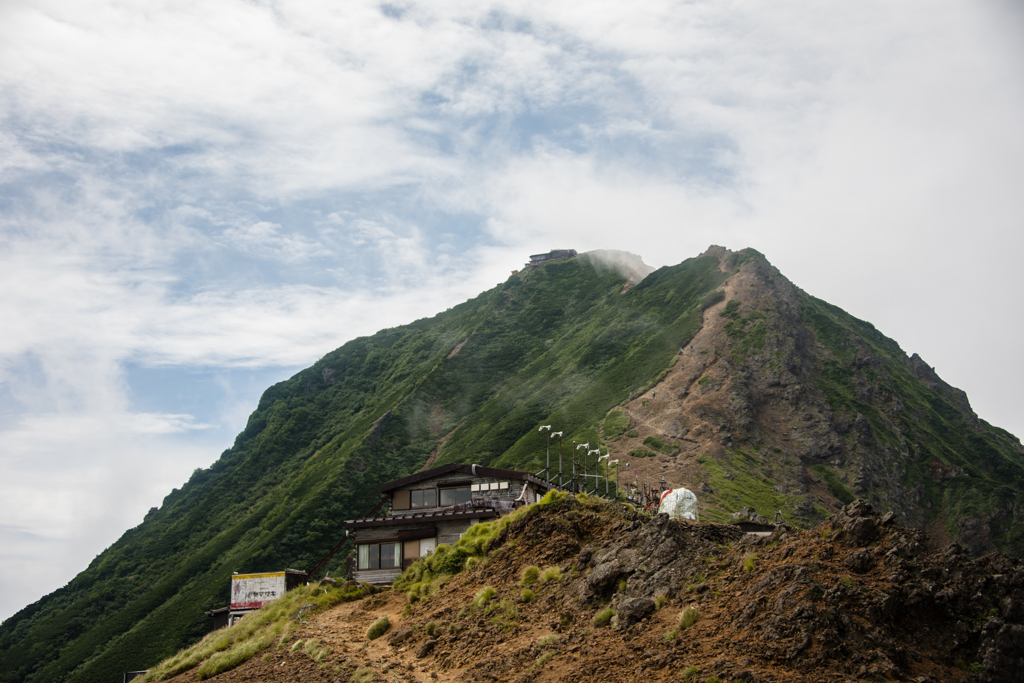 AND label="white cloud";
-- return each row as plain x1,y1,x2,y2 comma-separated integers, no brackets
2,0,1023,622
